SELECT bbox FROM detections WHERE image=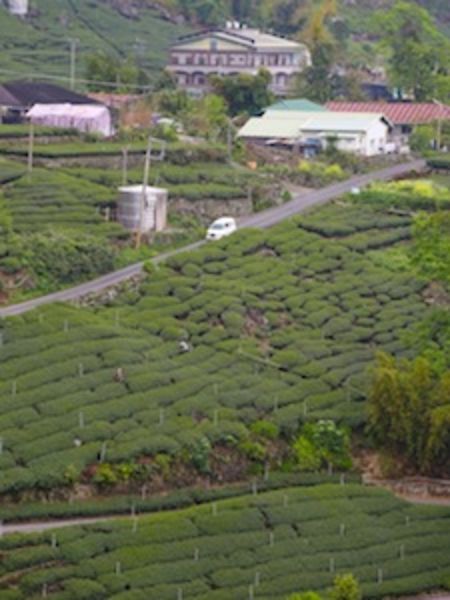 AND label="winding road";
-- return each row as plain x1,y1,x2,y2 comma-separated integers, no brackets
0,158,425,319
